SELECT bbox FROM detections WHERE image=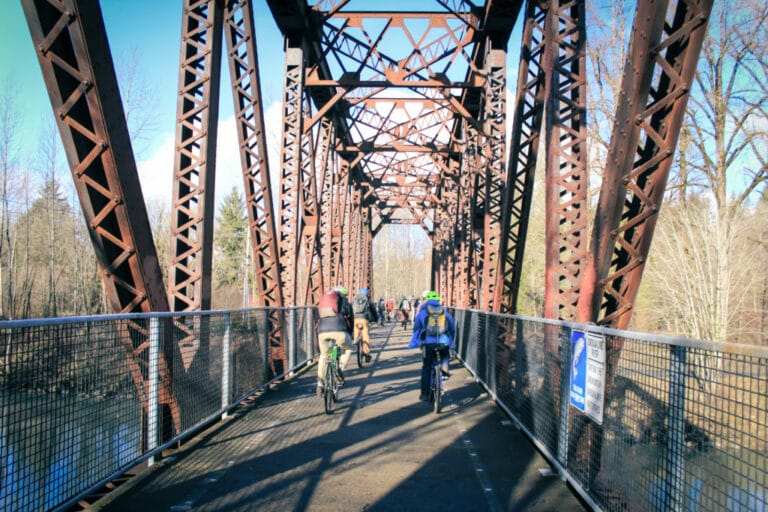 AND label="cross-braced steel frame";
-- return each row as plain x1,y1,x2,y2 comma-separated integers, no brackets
25,0,712,447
